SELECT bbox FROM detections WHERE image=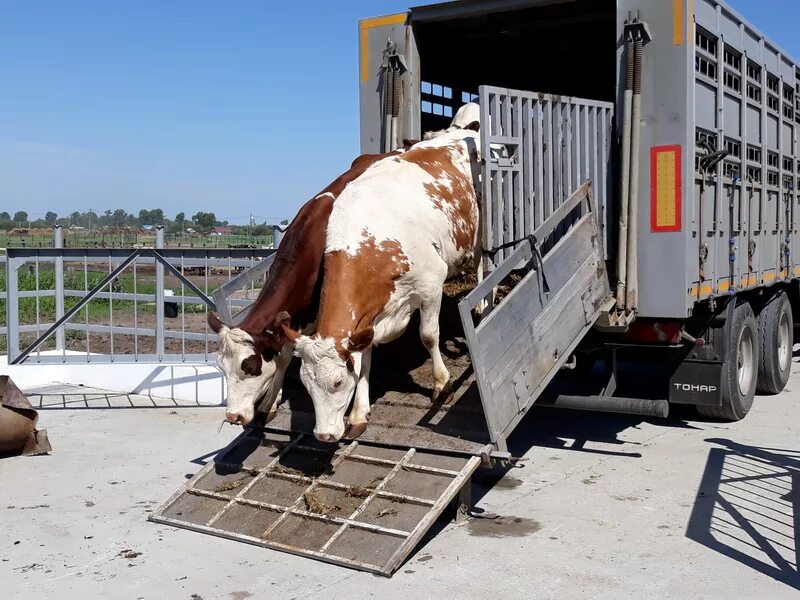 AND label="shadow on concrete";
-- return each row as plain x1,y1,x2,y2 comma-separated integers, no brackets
687,438,800,591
